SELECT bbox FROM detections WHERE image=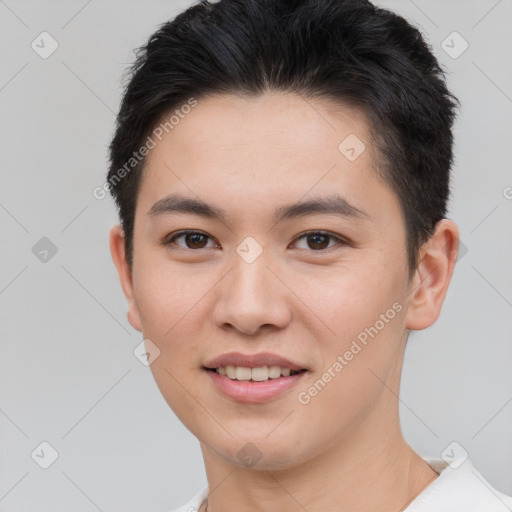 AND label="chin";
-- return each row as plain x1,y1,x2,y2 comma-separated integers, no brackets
209,434,308,471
